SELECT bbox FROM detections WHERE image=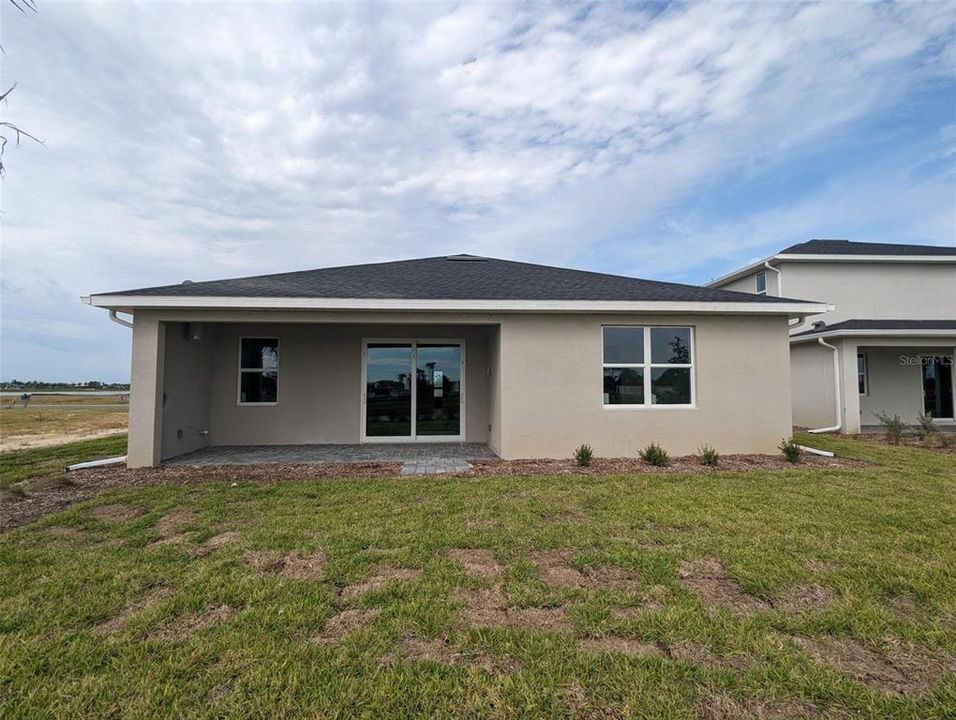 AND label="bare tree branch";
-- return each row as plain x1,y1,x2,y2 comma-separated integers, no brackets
1,1,42,177
0,84,44,177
